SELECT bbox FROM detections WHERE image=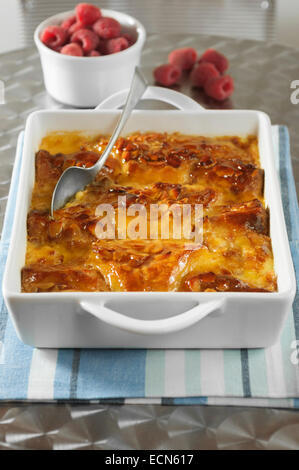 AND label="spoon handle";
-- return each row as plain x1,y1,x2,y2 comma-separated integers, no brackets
91,67,148,174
